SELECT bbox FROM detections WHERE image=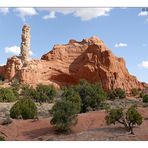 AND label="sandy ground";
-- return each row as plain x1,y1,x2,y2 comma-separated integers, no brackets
1,107,148,141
